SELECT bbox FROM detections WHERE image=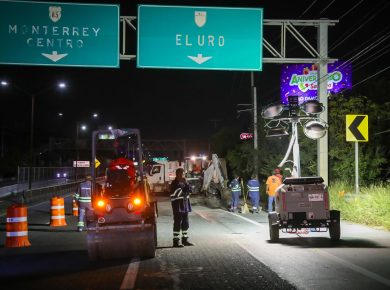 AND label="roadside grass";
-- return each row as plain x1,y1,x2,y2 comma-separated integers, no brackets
329,181,390,231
